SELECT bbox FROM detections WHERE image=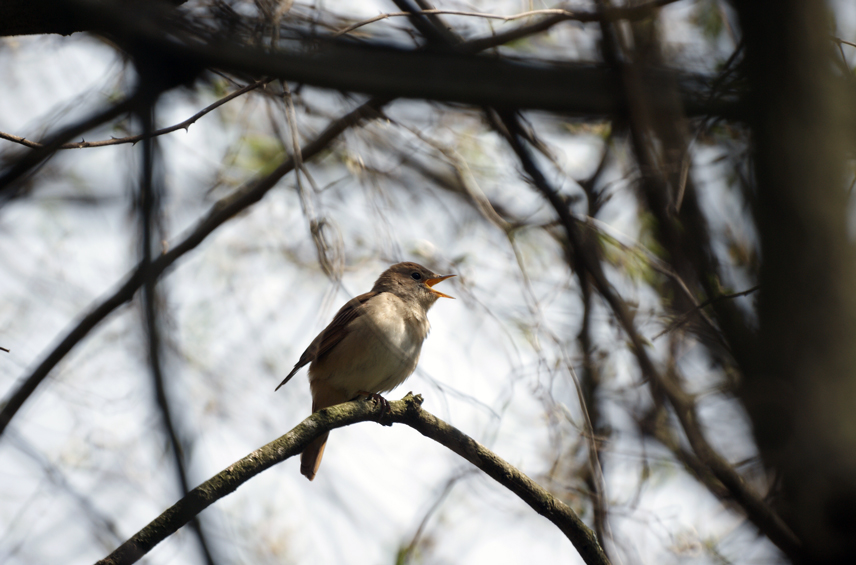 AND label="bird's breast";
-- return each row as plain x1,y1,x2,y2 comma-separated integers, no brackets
309,293,430,397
